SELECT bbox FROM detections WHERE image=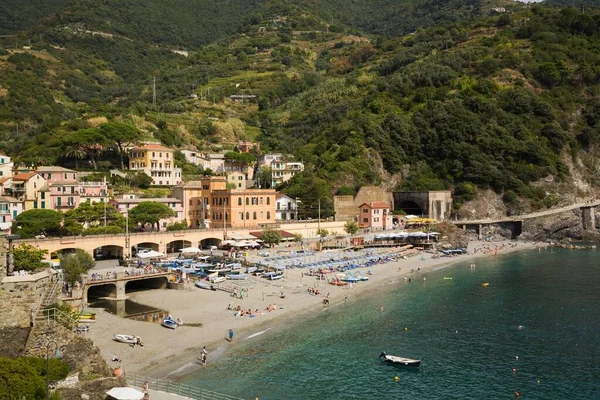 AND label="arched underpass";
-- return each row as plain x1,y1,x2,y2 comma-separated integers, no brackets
166,240,191,254
87,283,117,300
93,245,123,260
51,247,86,259
125,277,168,294
200,238,221,249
